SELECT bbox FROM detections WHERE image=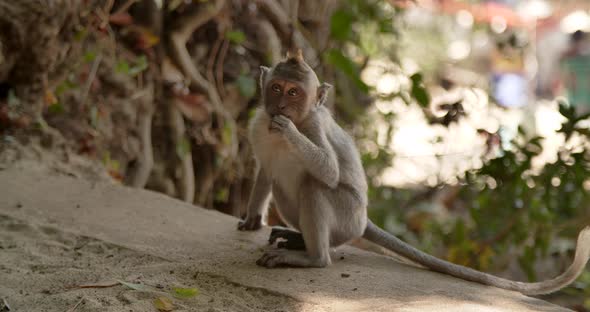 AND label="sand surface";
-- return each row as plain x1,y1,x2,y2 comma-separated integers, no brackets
0,150,570,312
